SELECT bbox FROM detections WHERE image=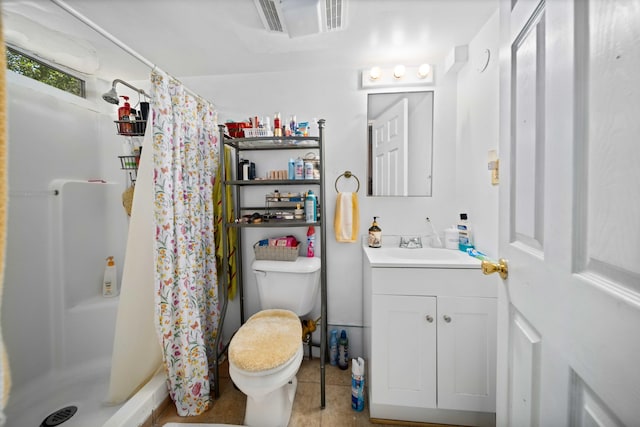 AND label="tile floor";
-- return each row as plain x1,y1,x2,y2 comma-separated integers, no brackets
152,358,421,427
